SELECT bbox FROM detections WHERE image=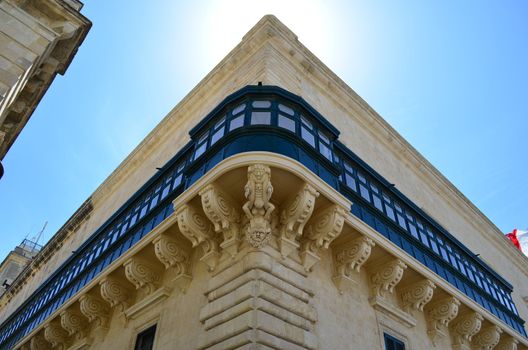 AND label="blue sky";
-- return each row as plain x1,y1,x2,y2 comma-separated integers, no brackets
1,0,527,260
